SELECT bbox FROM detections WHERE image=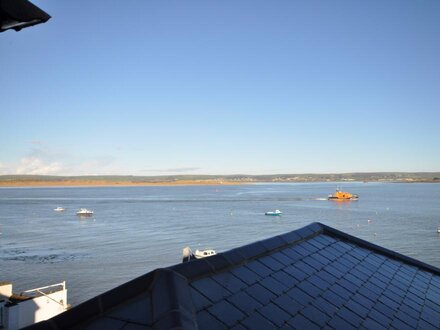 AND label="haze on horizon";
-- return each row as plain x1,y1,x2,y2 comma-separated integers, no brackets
1,1,439,176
